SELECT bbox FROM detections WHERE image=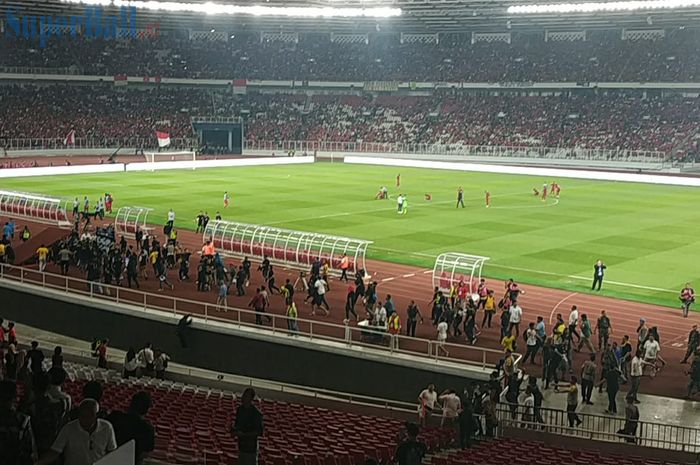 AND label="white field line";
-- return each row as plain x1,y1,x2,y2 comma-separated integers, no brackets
549,292,579,324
